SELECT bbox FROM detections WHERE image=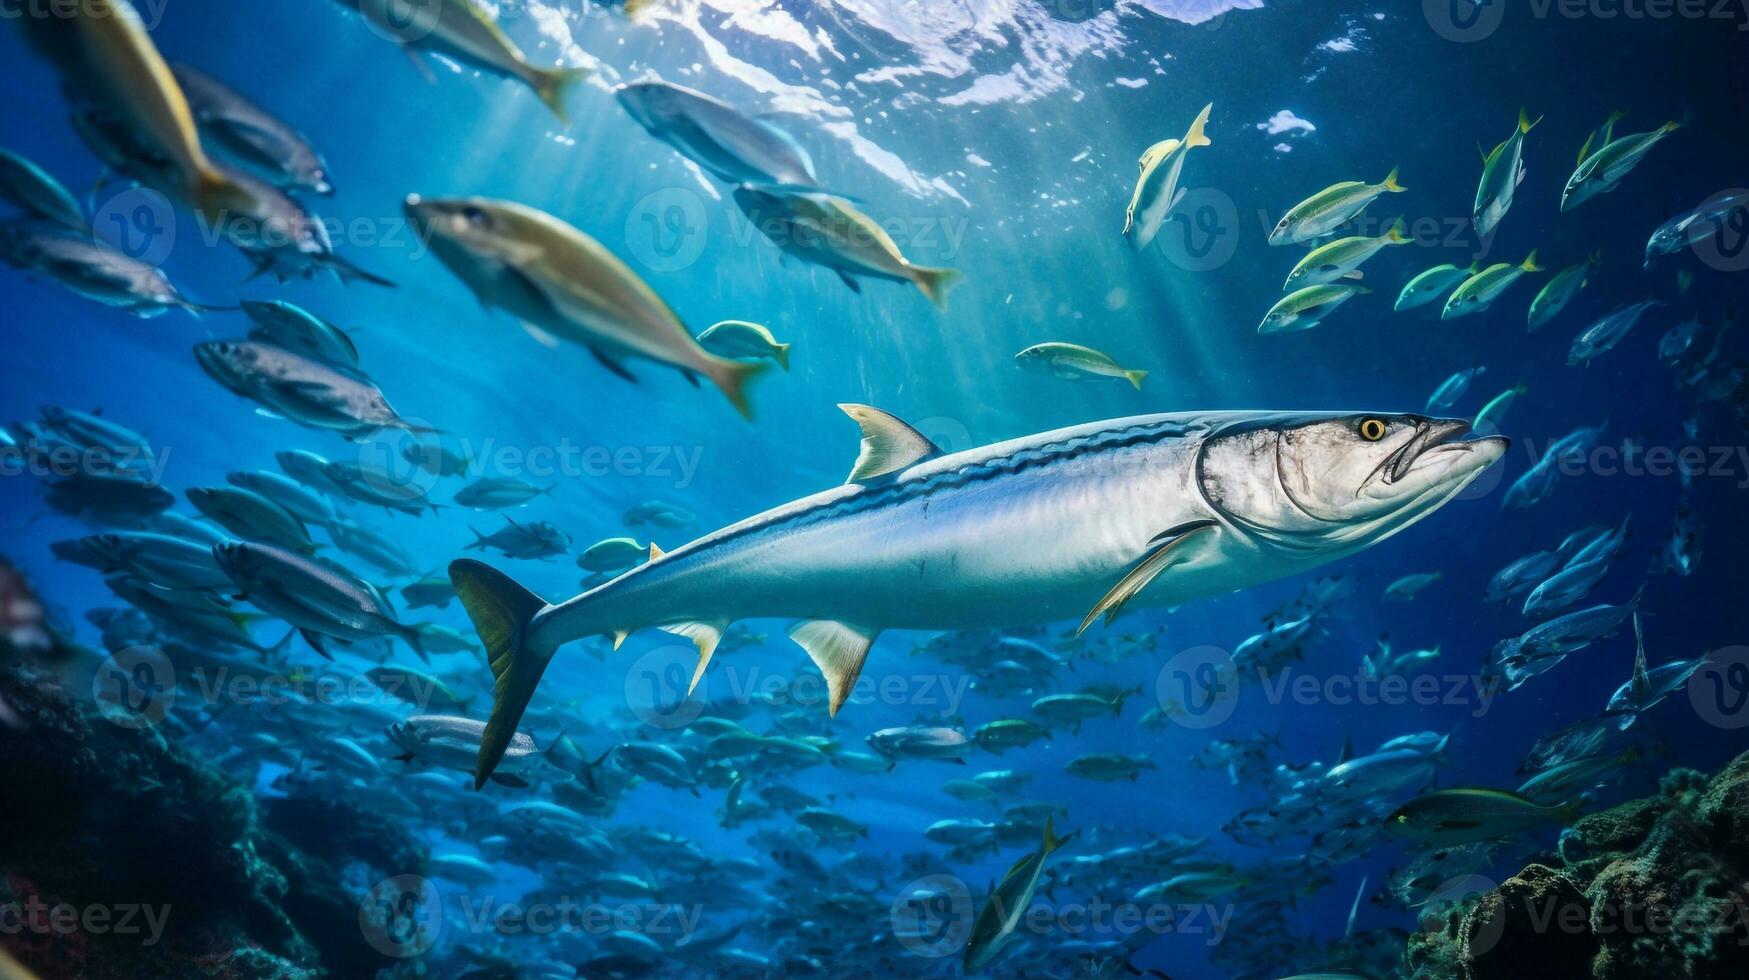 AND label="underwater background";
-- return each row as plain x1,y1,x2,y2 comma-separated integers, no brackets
4,1,1749,977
